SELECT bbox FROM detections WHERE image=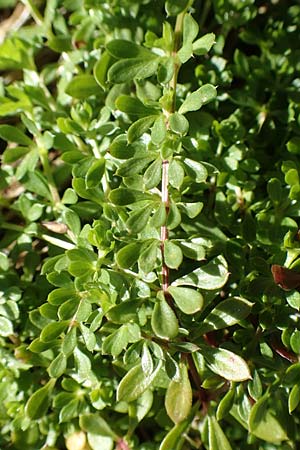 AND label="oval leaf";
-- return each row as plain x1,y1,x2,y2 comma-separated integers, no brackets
172,255,229,290
165,363,192,423
79,413,116,438
168,286,203,314
200,346,251,382
25,379,56,419
151,295,179,340
198,297,253,334
179,84,217,114
117,361,162,402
